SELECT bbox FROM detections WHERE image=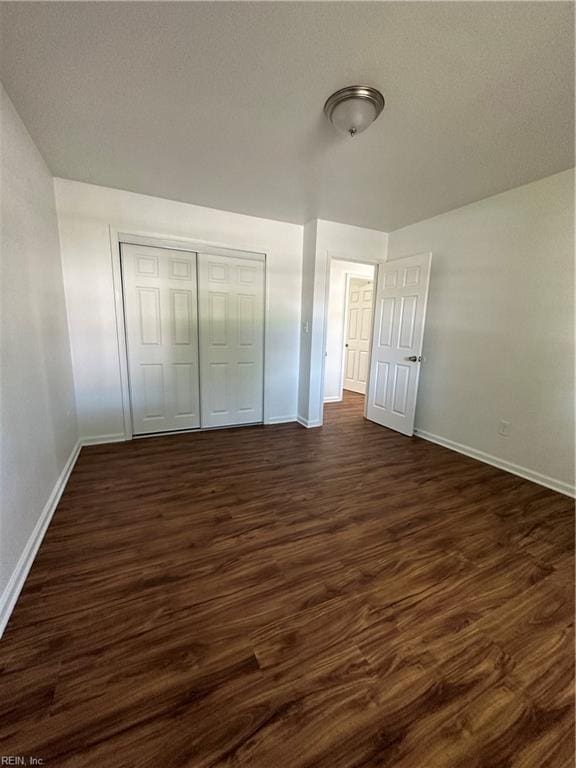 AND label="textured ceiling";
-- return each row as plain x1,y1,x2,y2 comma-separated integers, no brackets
0,2,573,231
